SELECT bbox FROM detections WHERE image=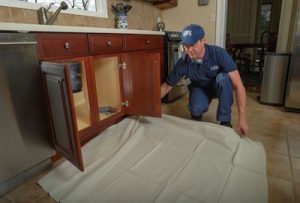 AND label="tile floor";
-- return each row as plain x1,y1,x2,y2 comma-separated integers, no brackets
1,92,300,203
